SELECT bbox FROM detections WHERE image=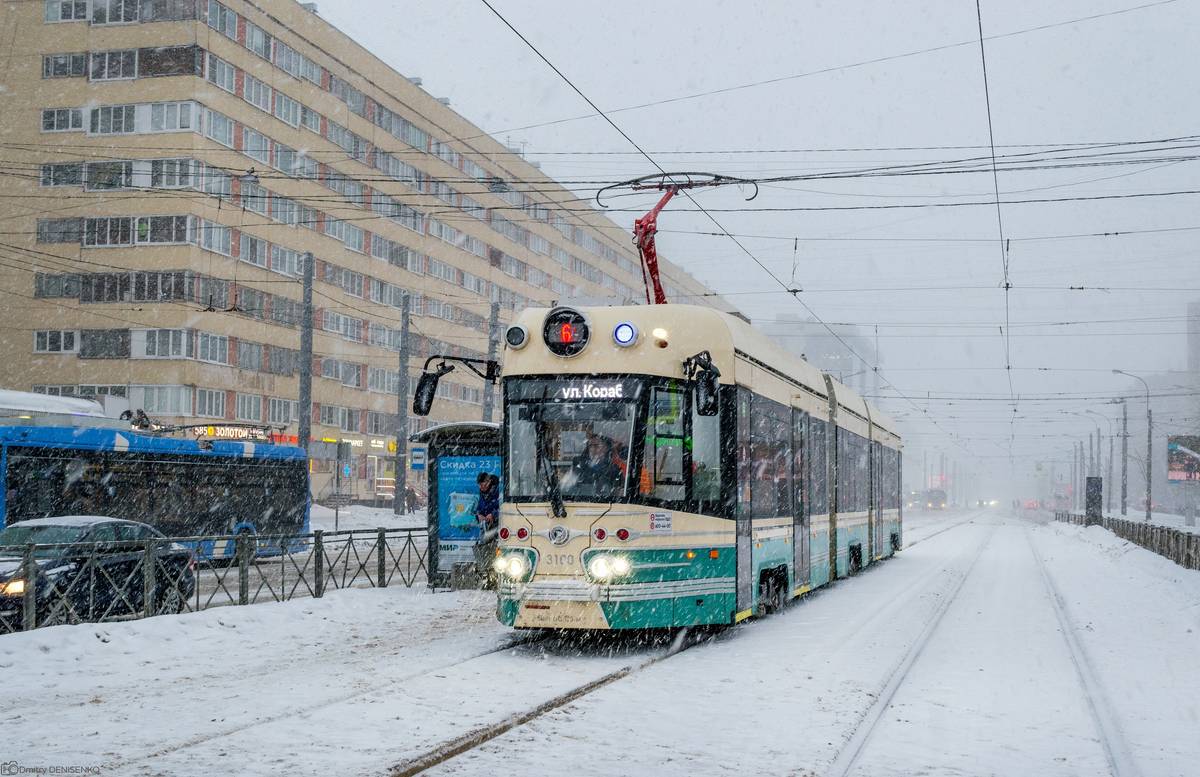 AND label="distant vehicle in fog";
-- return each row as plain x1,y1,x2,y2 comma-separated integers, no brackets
924,489,947,509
